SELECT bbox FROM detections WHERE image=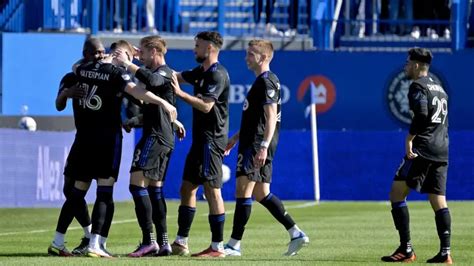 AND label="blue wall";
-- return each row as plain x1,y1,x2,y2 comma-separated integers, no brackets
1,33,85,115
